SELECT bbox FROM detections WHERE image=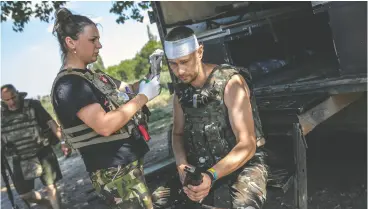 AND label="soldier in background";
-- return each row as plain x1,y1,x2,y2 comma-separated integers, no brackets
1,84,65,209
